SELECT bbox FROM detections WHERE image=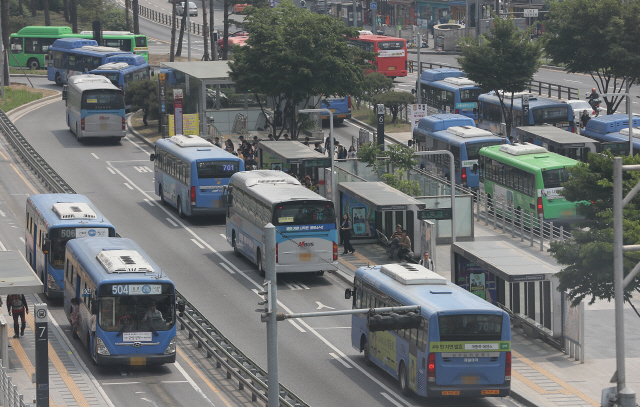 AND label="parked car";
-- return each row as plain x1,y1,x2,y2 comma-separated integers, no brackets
217,31,248,48
232,3,248,13
177,1,198,16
